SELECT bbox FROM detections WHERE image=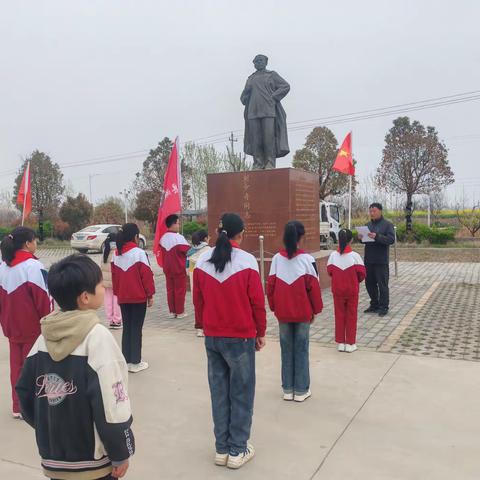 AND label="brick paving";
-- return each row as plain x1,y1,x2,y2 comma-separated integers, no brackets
36,248,480,361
